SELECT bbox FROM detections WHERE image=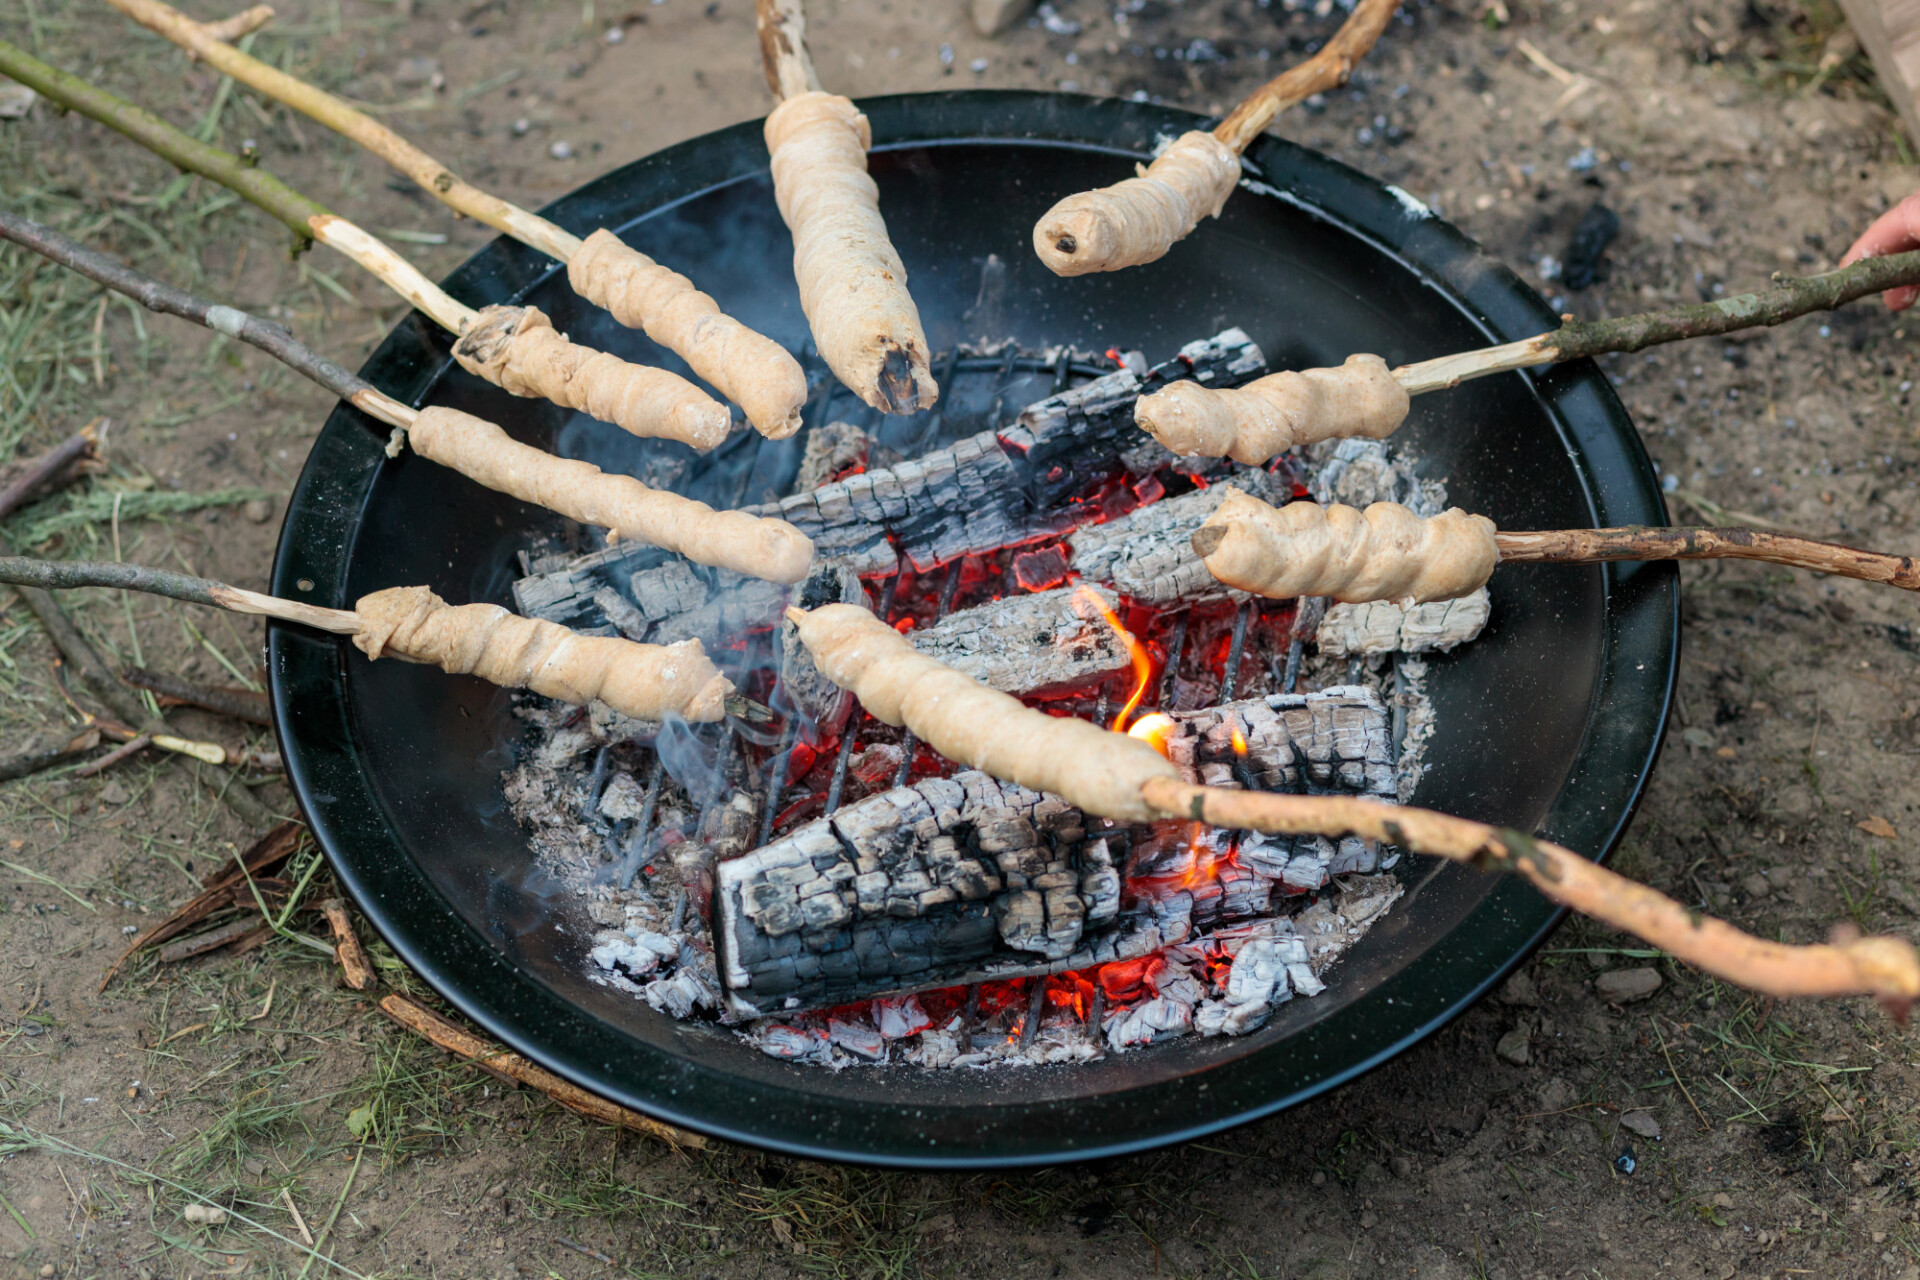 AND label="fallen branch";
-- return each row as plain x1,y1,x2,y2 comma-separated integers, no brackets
378,993,704,1150
1032,0,1398,275
100,819,304,988
122,664,272,725
111,0,809,440
157,915,270,963
72,732,151,778
788,602,1920,1011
